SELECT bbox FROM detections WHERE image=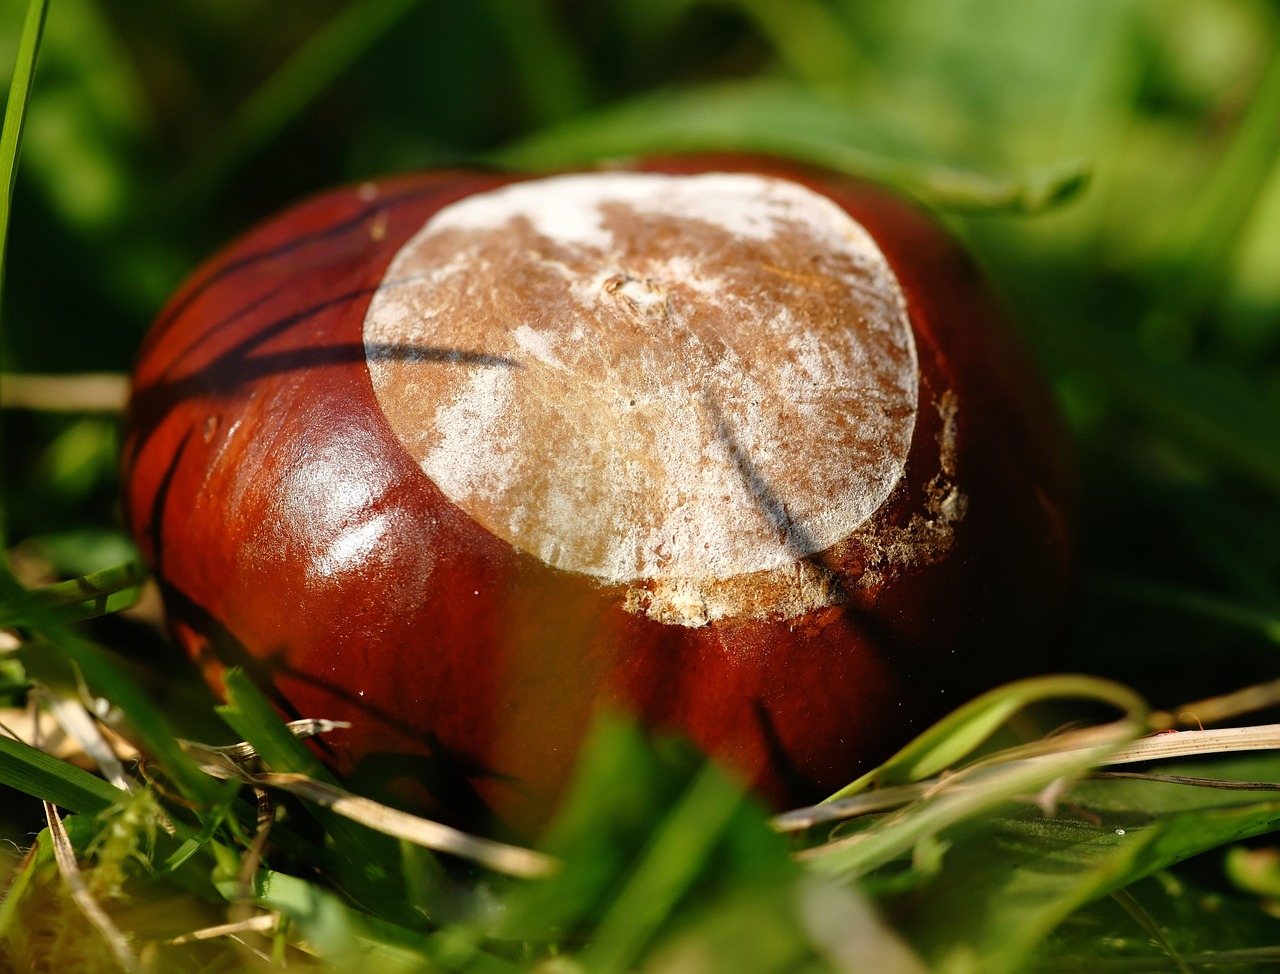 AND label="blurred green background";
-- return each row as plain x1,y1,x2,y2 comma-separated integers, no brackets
4,0,1279,705
2,1,1280,969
